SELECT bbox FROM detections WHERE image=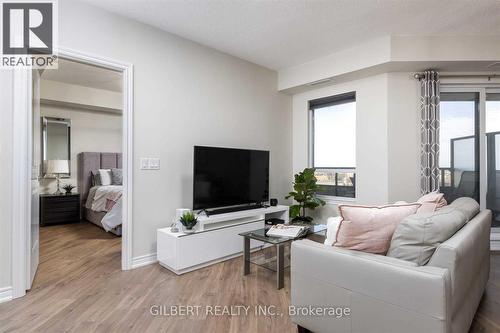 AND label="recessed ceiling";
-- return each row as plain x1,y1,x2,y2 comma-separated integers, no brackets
79,0,500,70
41,58,122,92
